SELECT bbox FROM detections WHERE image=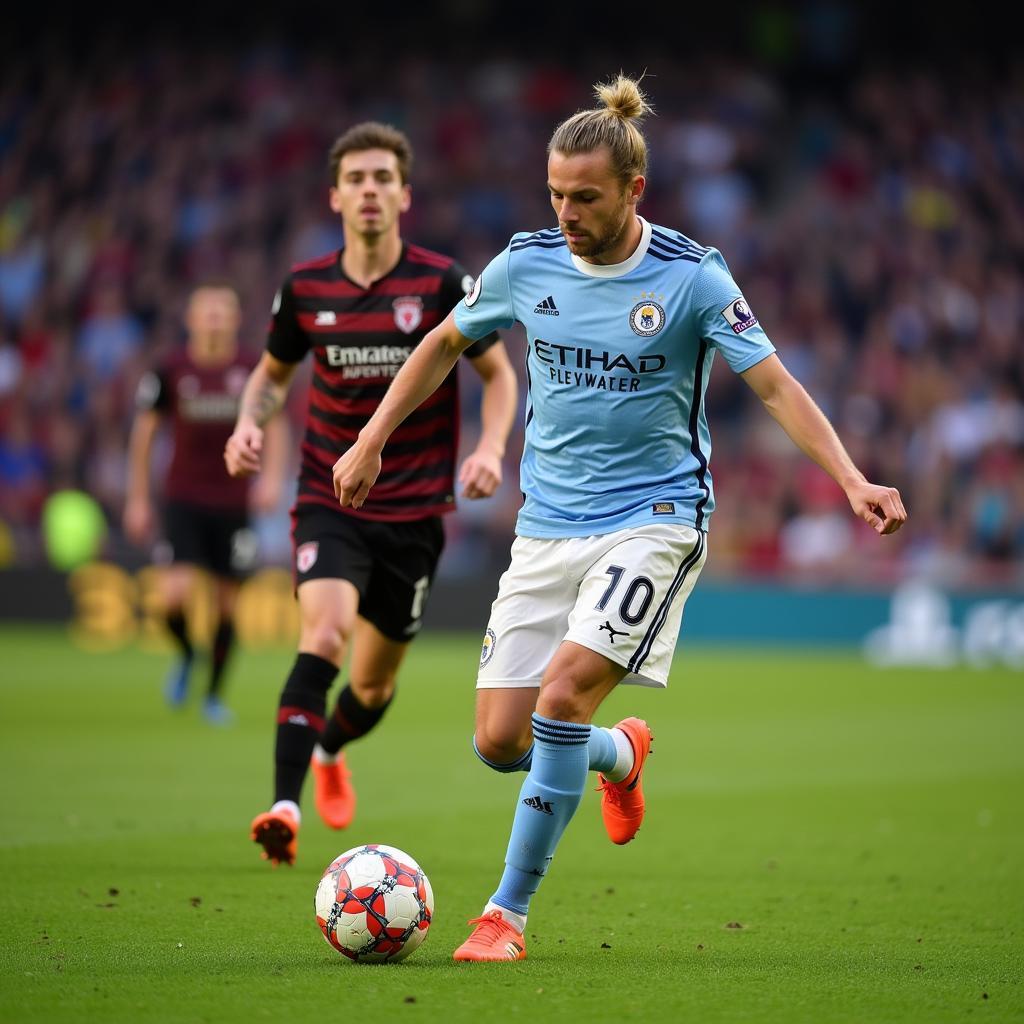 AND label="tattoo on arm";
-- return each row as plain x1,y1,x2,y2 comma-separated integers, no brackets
242,378,284,427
